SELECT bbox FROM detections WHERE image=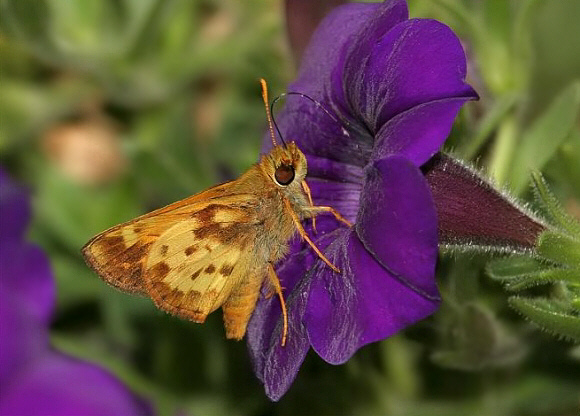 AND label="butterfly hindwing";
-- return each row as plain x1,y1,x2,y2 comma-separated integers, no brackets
144,202,260,322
